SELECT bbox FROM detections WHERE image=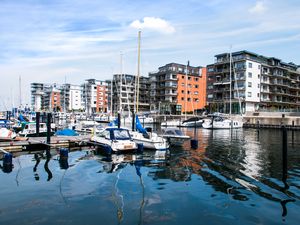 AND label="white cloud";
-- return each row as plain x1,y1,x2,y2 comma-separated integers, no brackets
130,17,175,34
249,1,266,14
